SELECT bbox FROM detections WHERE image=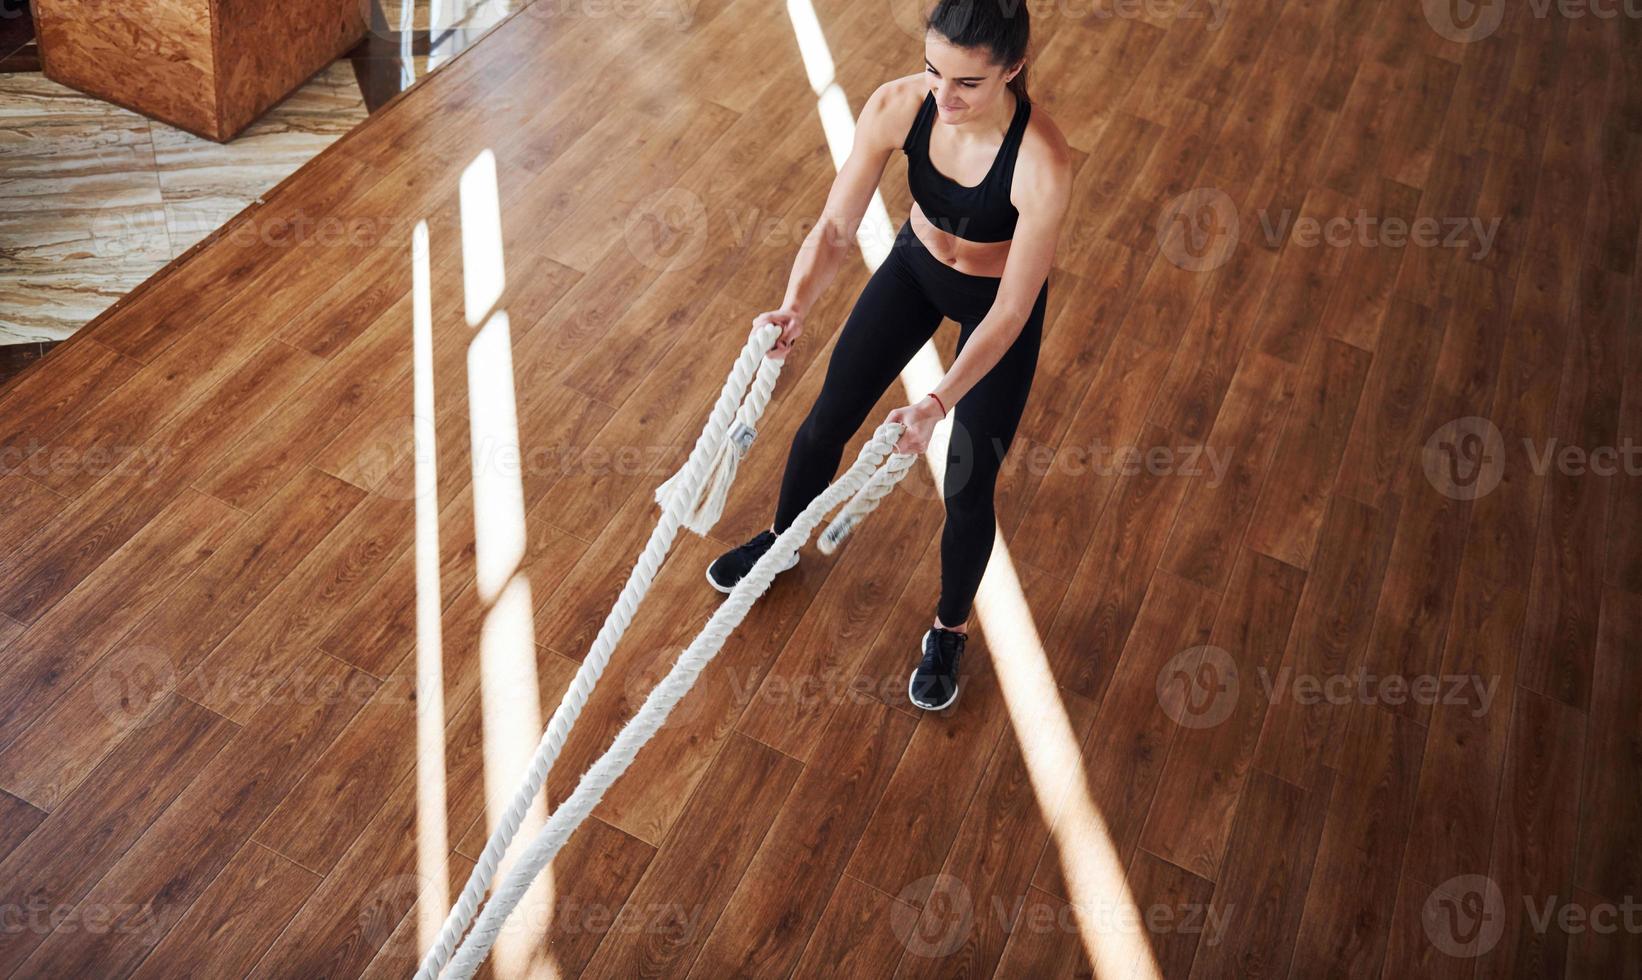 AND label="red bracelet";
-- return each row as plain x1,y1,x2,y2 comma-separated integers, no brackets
927,392,947,415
